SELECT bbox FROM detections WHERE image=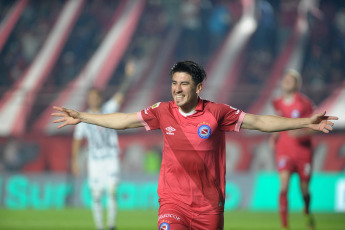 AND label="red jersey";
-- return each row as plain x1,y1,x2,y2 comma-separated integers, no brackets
272,92,314,160
137,98,245,214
